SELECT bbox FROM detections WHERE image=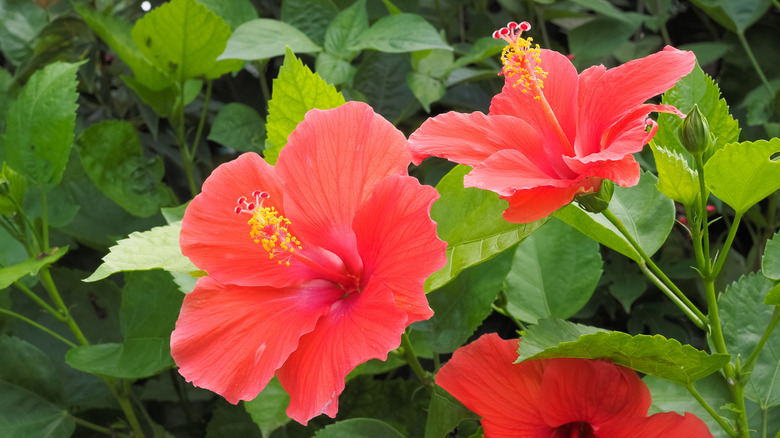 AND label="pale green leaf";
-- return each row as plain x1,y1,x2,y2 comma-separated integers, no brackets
349,13,451,53
243,378,290,438
220,19,321,61
323,0,368,58
314,418,404,438
763,231,780,280
406,72,445,113
196,0,258,31
650,142,700,206
0,247,67,290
